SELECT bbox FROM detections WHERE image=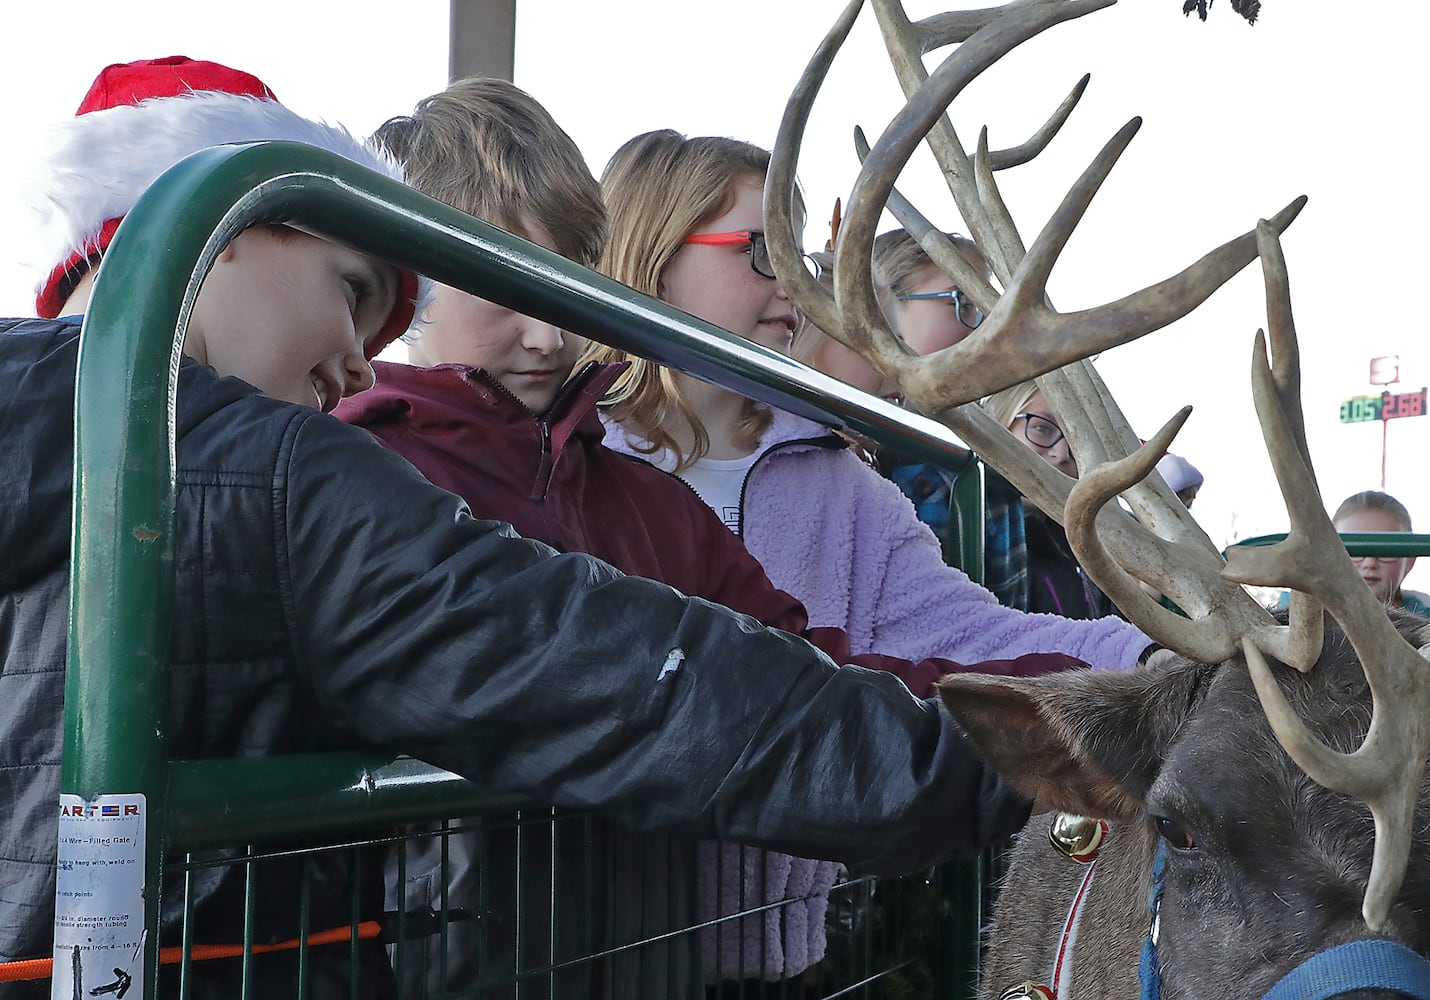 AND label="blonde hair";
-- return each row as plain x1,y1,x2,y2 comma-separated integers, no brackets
789,249,898,358
872,228,988,296
371,77,605,267
586,129,785,470
982,379,1040,431
1334,491,1414,532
